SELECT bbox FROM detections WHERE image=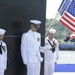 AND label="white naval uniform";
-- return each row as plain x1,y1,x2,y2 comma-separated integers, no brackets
21,29,43,75
0,41,7,75
40,36,59,75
